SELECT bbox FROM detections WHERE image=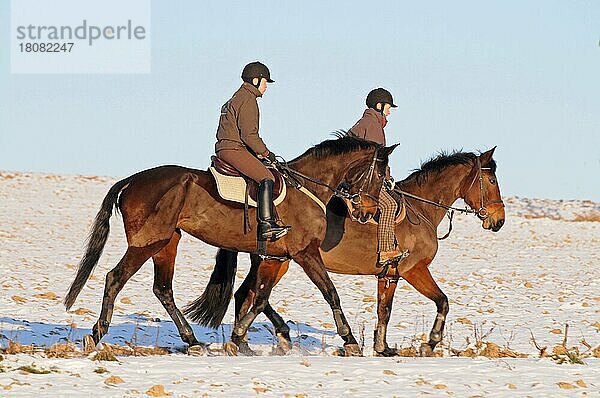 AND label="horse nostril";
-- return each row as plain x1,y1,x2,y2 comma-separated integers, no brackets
495,219,505,230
